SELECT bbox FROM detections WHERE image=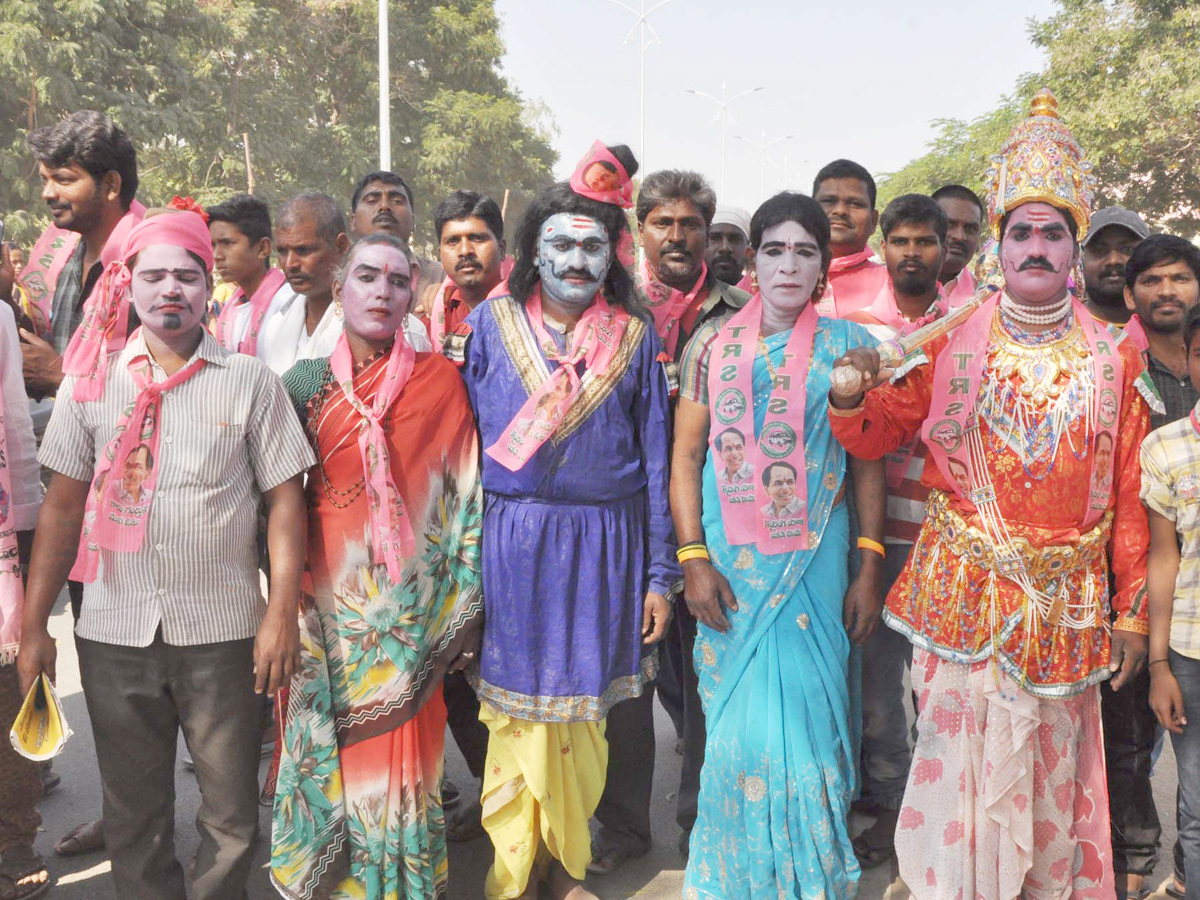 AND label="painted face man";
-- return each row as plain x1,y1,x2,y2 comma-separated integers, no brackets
333,240,414,345
535,213,611,308
756,220,826,316
998,202,1078,306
